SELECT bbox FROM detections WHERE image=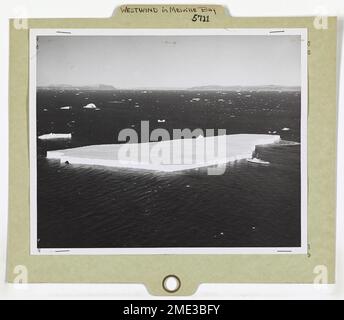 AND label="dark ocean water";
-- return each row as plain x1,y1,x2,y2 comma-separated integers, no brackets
36,89,301,248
